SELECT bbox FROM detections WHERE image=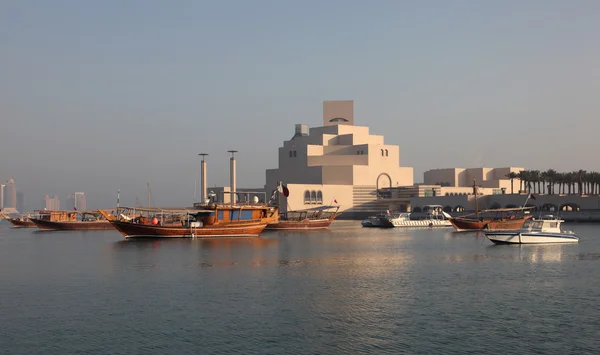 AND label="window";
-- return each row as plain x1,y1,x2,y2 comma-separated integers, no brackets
329,117,349,122
357,151,360,155
381,149,384,156
310,191,317,204
304,191,311,204
361,150,364,155
289,151,292,158
385,149,388,157
316,191,323,204
293,151,297,157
